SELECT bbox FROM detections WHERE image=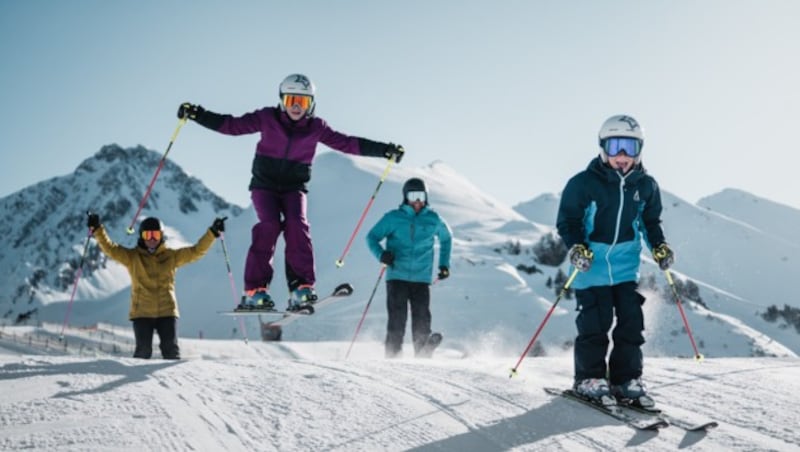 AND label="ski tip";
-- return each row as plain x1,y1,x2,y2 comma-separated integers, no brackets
641,420,670,431
333,282,354,296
